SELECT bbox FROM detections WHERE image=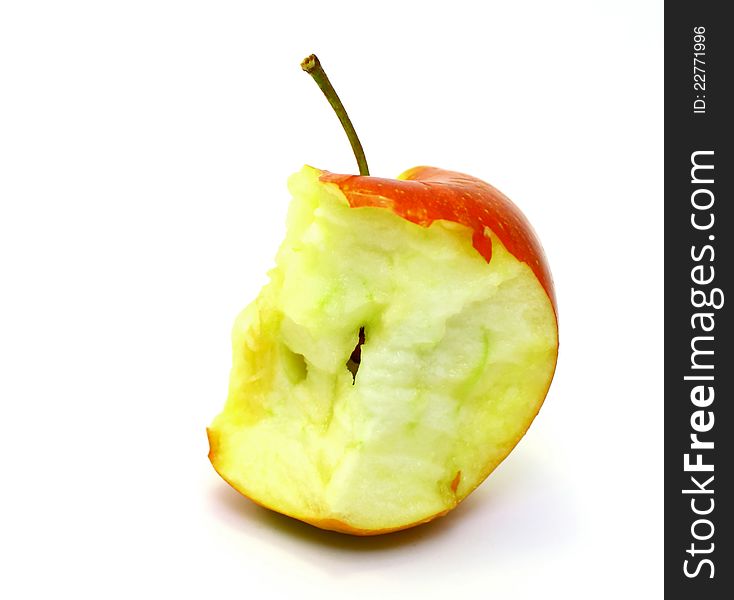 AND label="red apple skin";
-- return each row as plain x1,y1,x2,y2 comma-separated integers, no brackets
320,167,557,315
